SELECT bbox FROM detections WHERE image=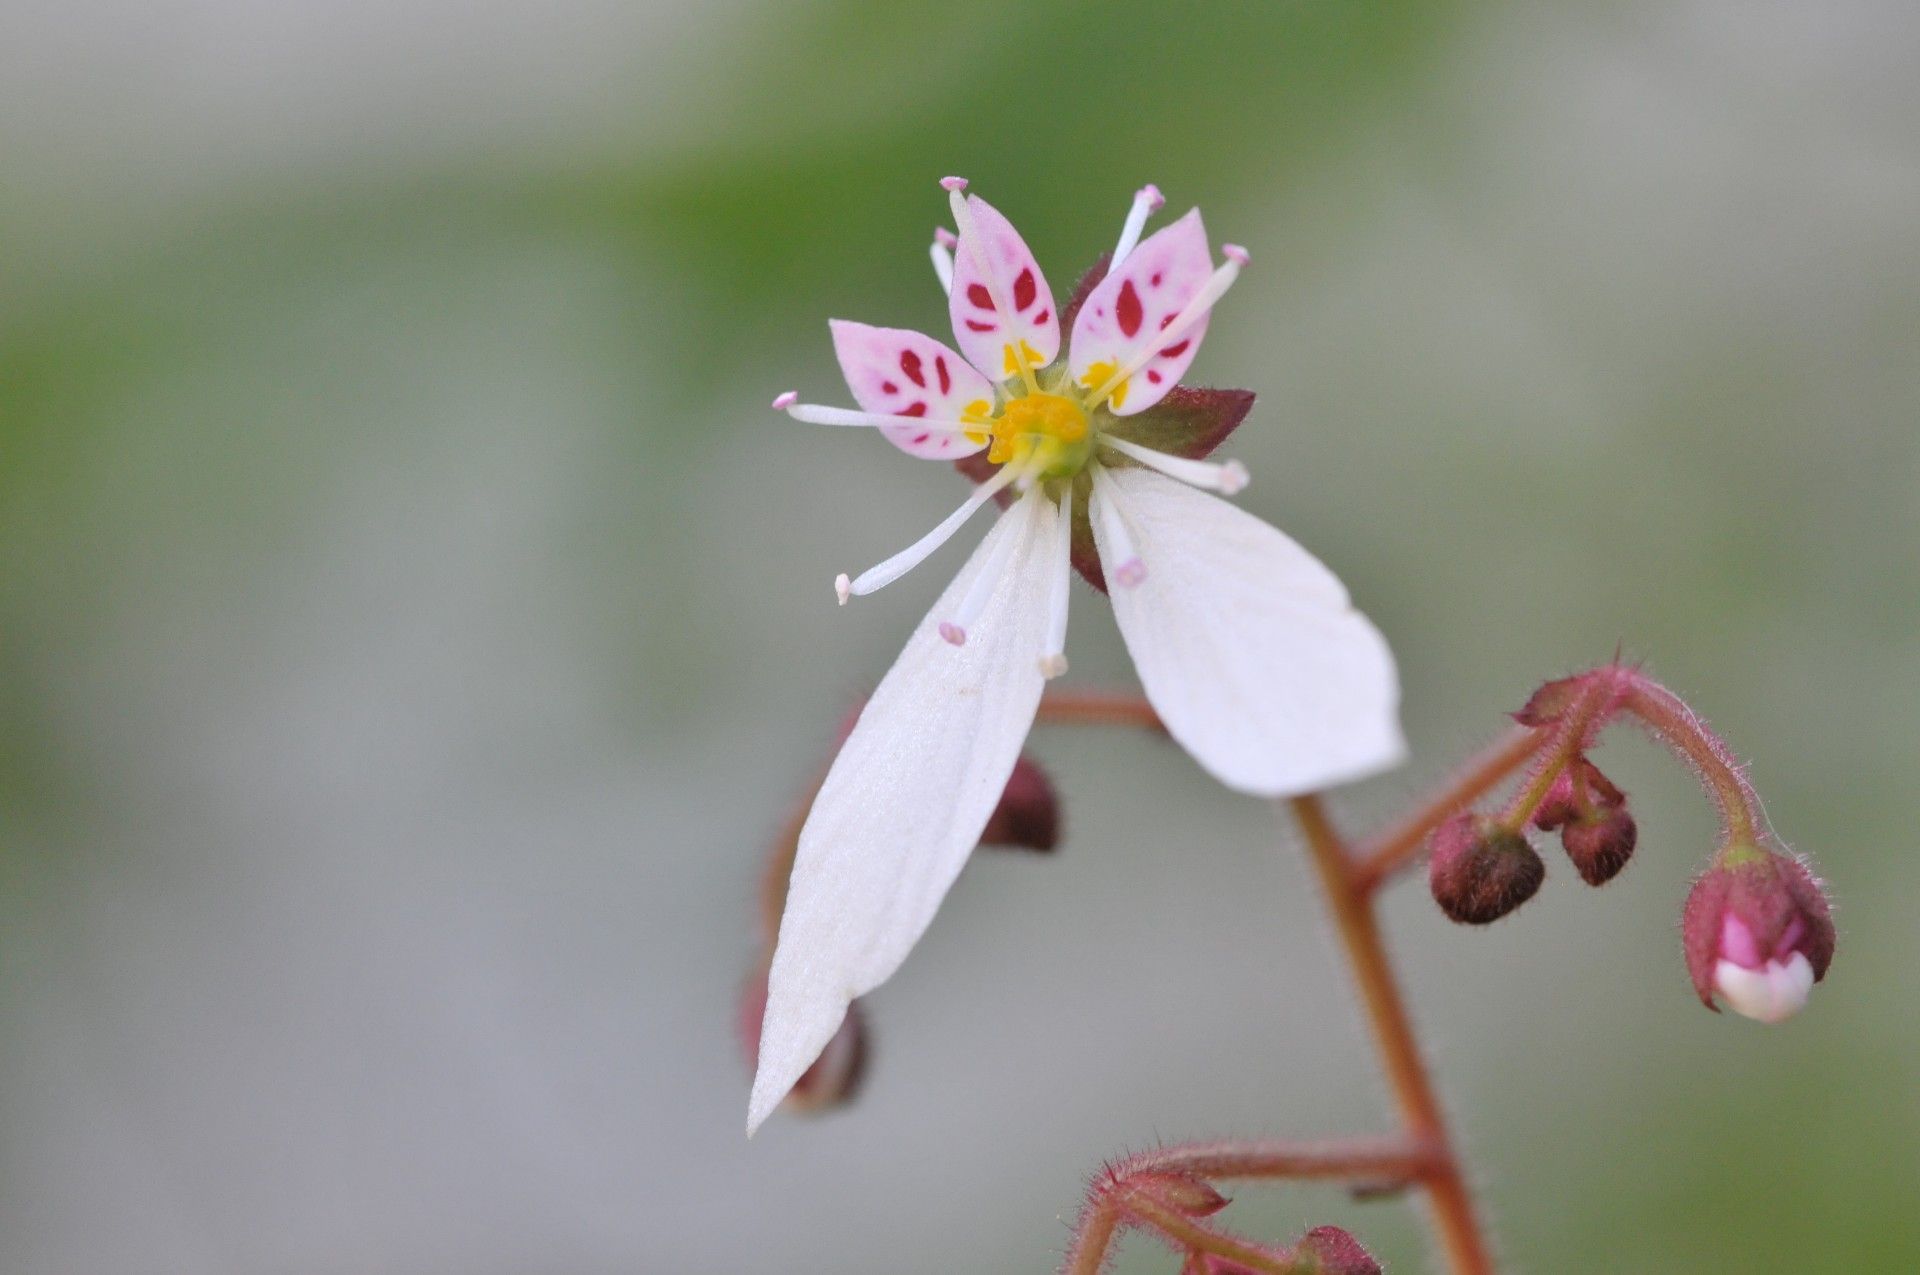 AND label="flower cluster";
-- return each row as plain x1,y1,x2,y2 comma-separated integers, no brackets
1425,663,1836,1023
750,179,1404,1132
